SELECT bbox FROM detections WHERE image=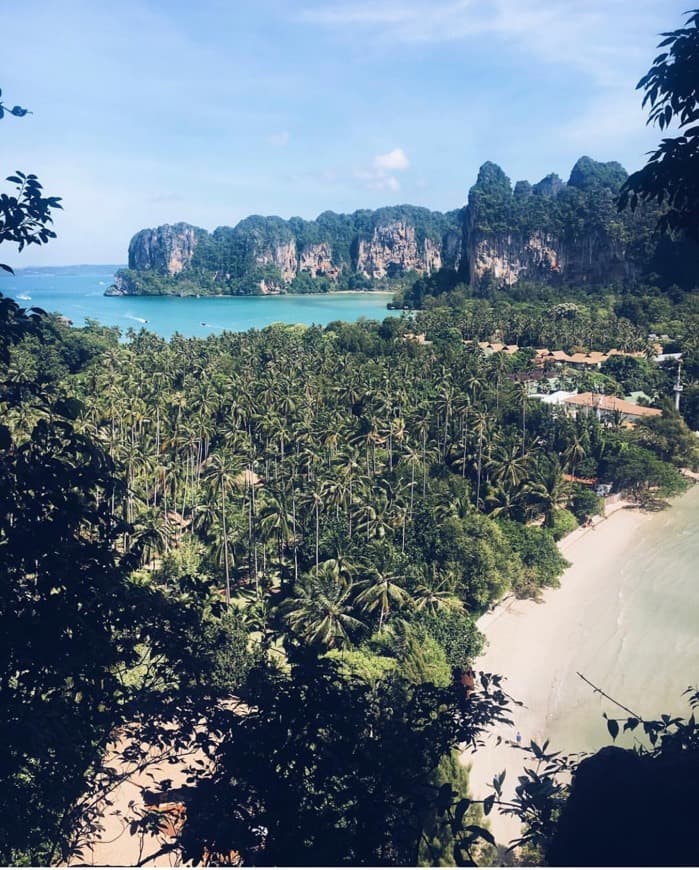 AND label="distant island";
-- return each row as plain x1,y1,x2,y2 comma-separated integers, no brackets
109,156,698,301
